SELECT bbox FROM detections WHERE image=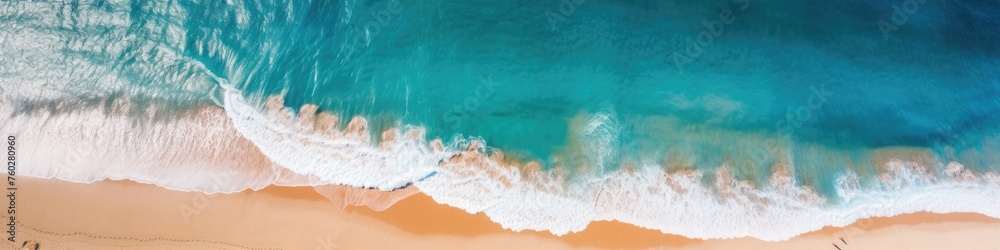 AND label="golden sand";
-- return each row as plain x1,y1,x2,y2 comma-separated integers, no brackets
7,177,1000,250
